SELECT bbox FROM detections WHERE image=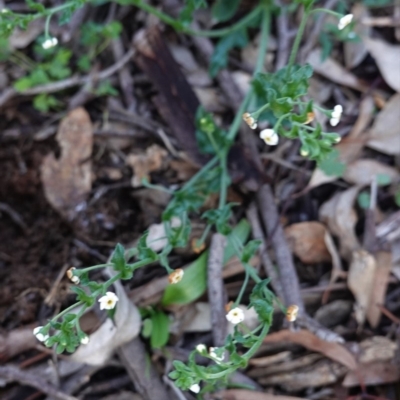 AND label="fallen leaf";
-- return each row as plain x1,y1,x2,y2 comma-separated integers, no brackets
307,48,367,91
348,250,376,325
343,362,400,387
9,19,44,49
249,351,291,367
0,325,37,361
194,87,225,112
315,300,353,328
263,329,357,370
285,222,335,264
359,336,398,364
214,390,305,400
368,93,400,155
344,4,370,69
319,187,361,260
126,144,168,187
41,108,93,220
70,270,141,365
367,251,392,327
364,37,400,92
343,159,399,186
257,359,347,392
